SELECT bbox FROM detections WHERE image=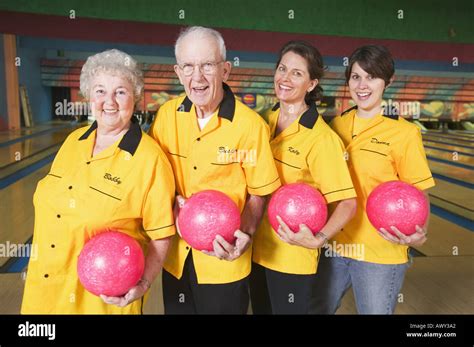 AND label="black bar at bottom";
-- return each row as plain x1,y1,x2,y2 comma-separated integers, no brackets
0,314,472,345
